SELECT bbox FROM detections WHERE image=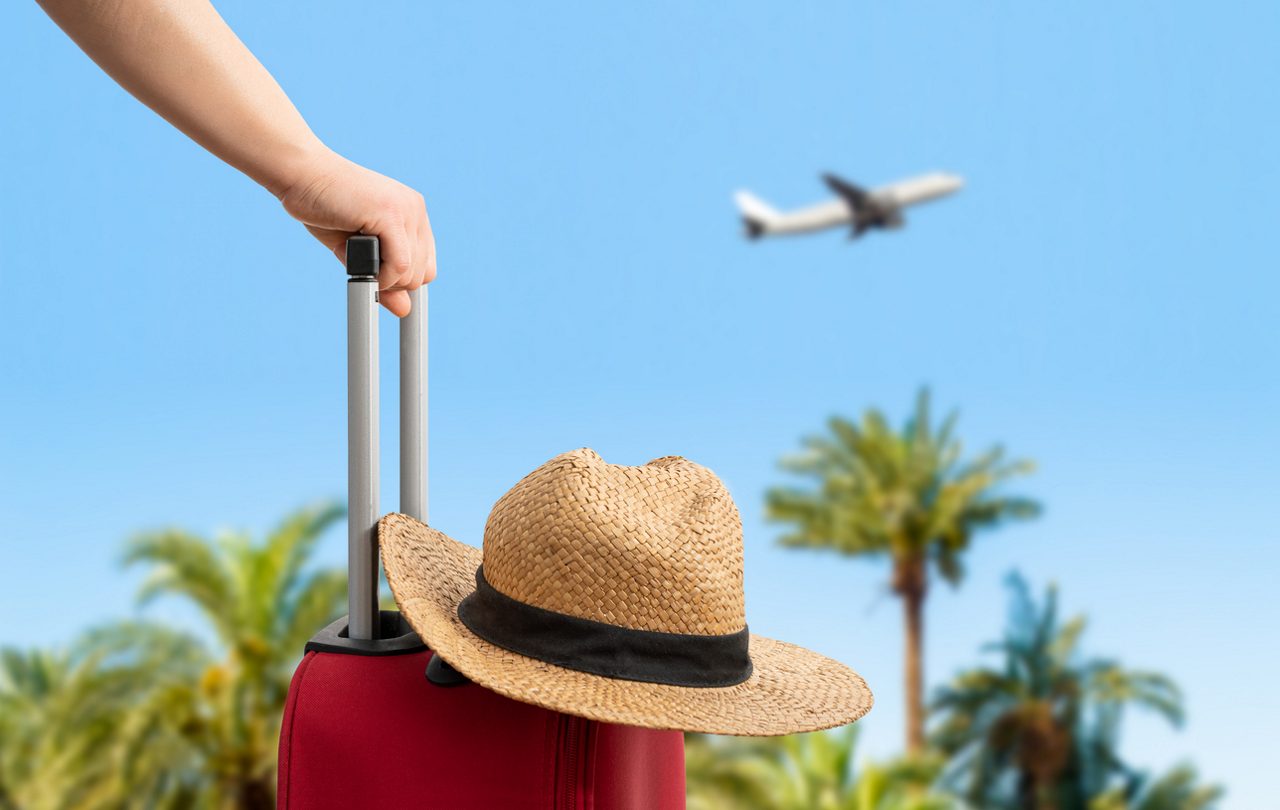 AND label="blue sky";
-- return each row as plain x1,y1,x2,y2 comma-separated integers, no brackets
2,0,1277,804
